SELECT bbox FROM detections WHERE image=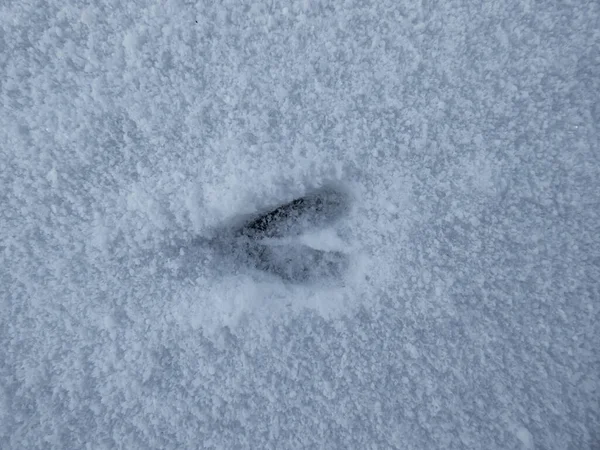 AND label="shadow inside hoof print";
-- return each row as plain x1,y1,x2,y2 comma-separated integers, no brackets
207,185,352,283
